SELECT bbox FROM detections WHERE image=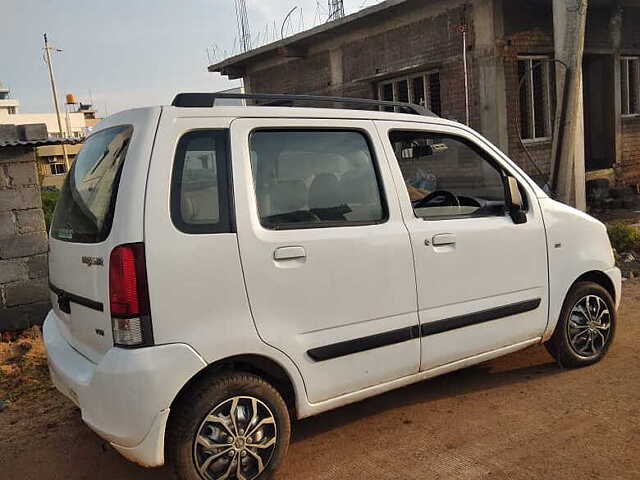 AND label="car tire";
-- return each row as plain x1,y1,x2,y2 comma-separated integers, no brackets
167,371,291,480
545,281,616,368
